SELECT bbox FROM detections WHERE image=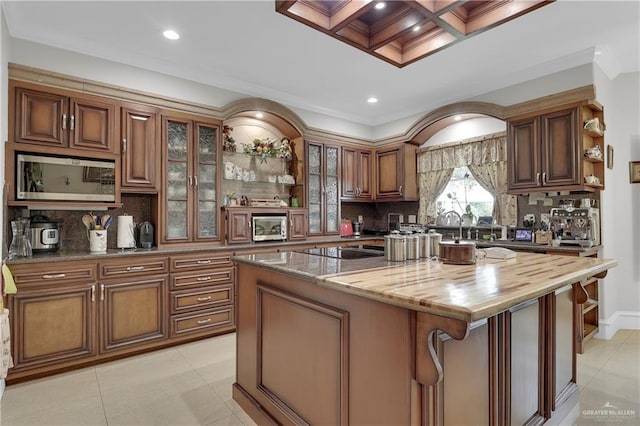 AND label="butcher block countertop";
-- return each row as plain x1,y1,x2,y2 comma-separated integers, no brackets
234,251,617,322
